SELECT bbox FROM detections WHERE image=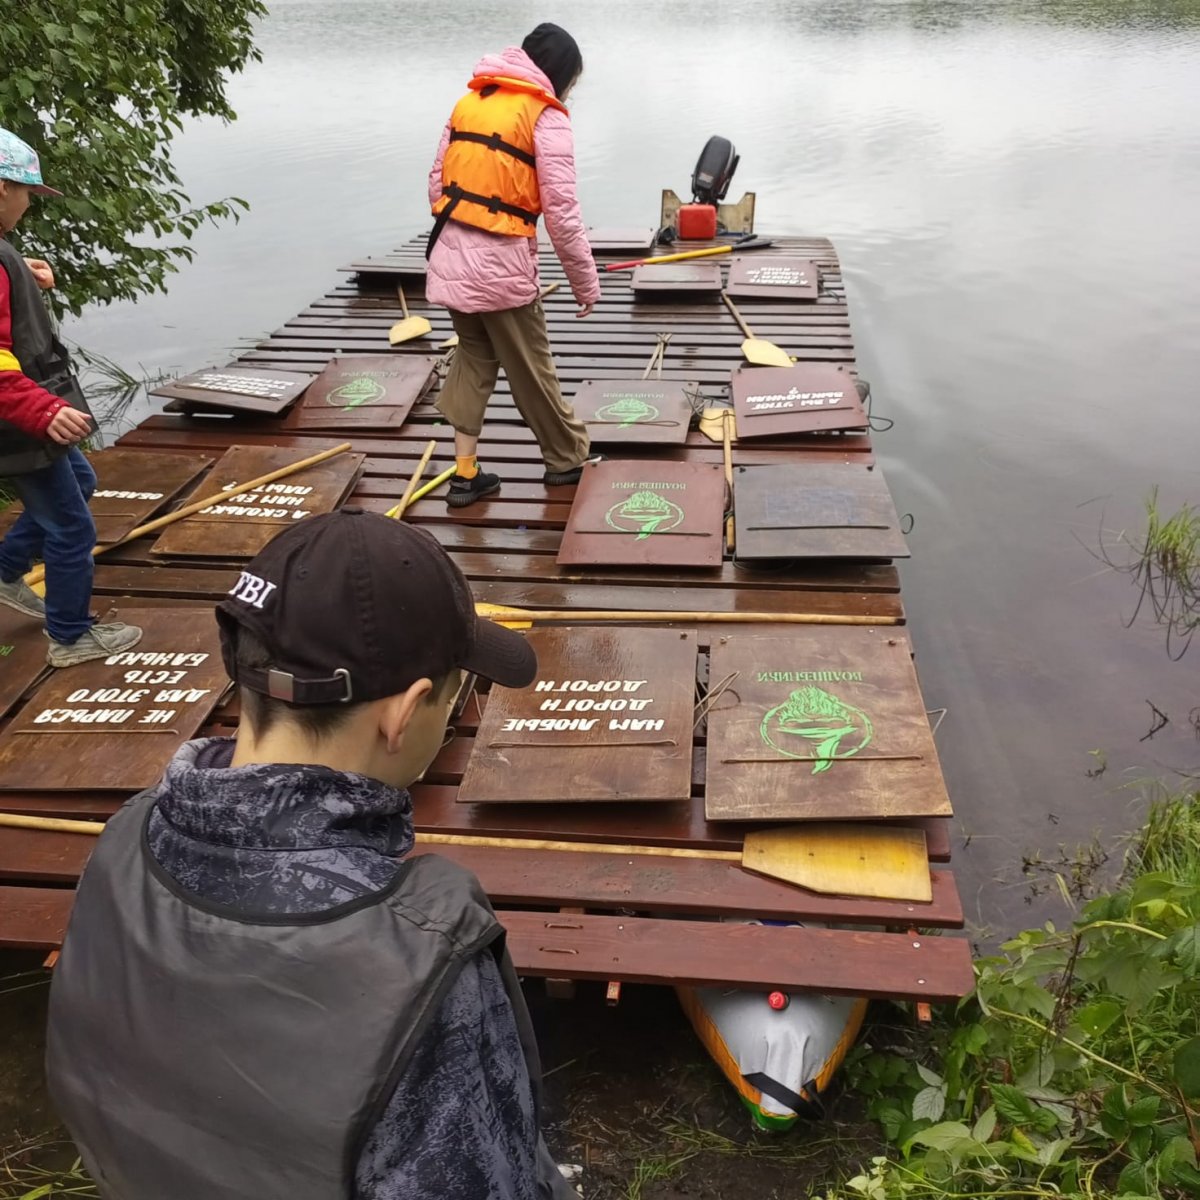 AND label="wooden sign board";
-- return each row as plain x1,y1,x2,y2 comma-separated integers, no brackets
151,367,313,416
572,380,697,446
704,629,952,822
150,445,364,560
587,227,657,255
557,460,726,568
0,608,49,718
631,262,723,295
731,364,868,439
0,608,230,791
726,256,819,301
282,355,437,431
734,463,909,561
0,449,212,546
458,628,697,804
